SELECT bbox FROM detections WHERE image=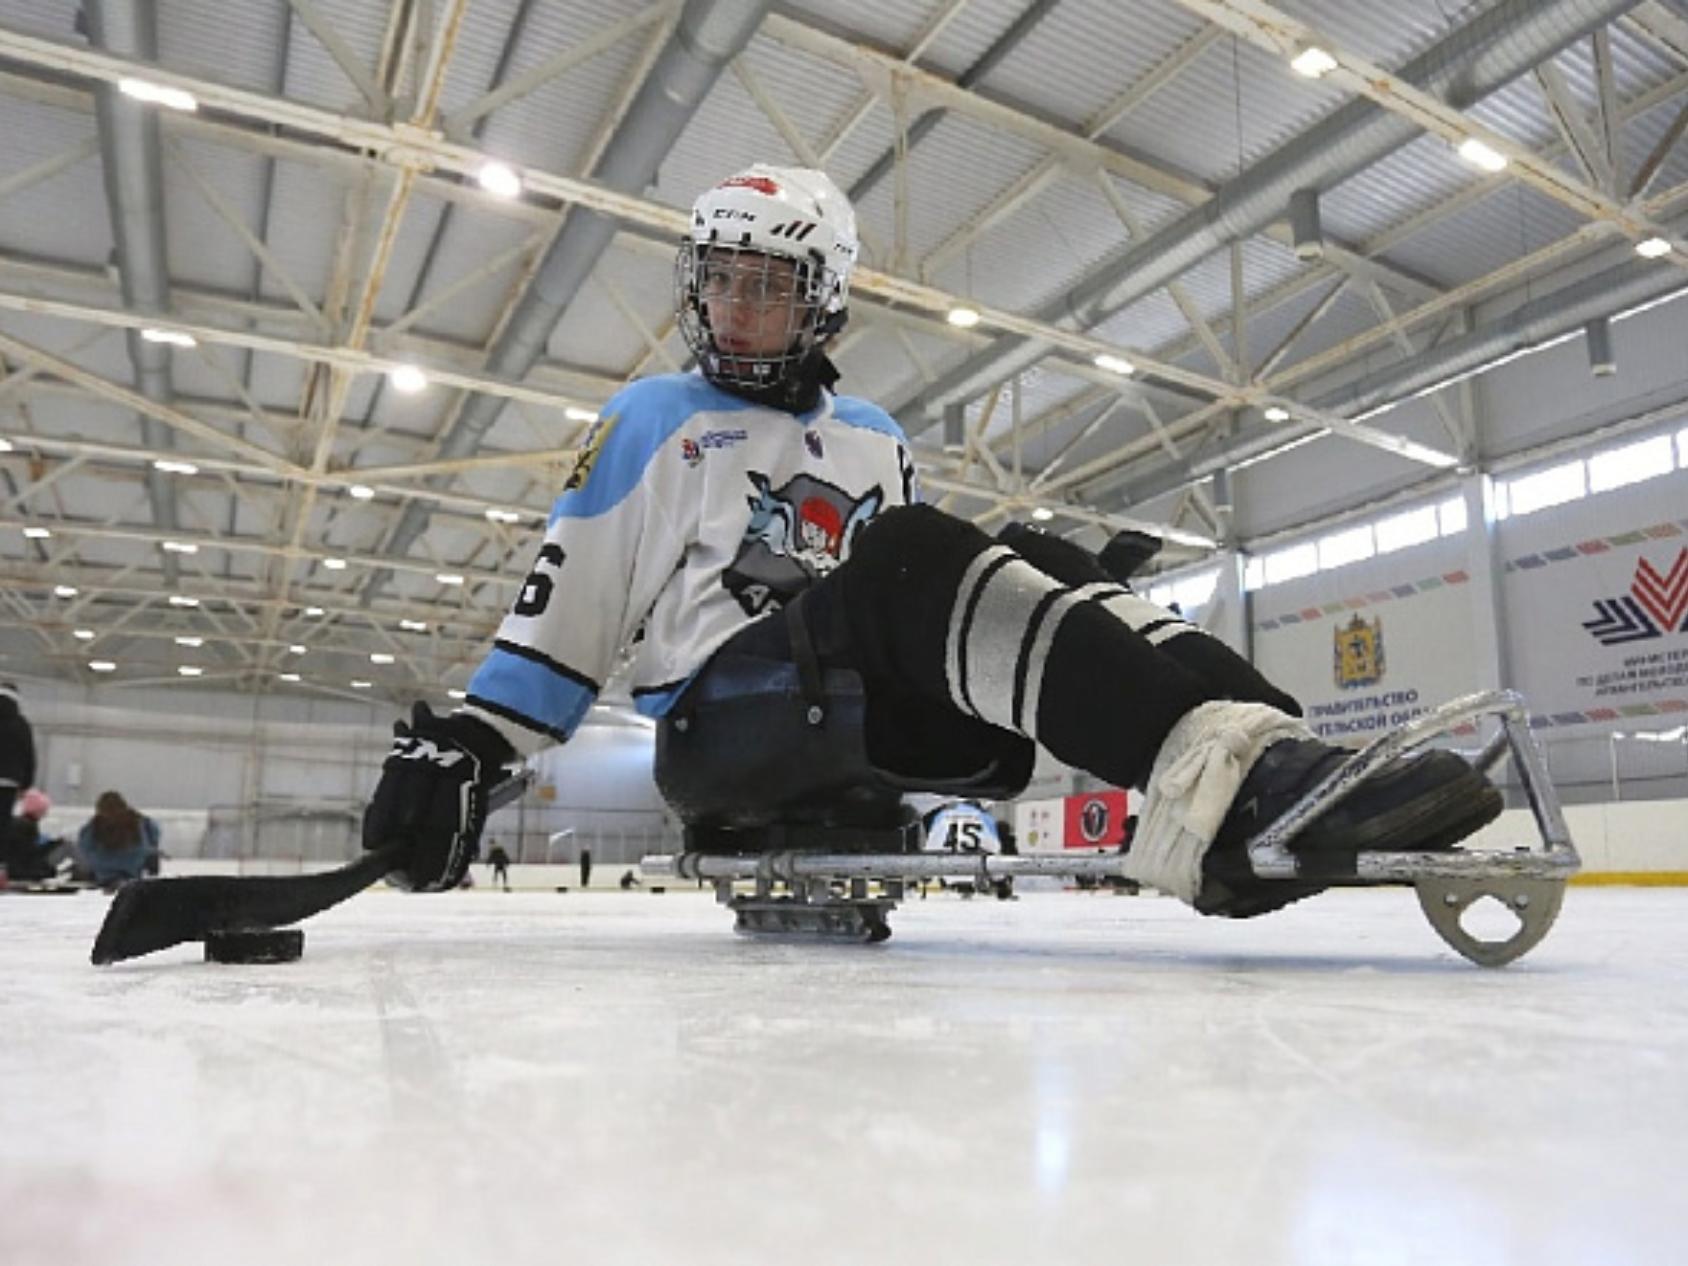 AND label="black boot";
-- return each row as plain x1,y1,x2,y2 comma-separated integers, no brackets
1196,740,1503,918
